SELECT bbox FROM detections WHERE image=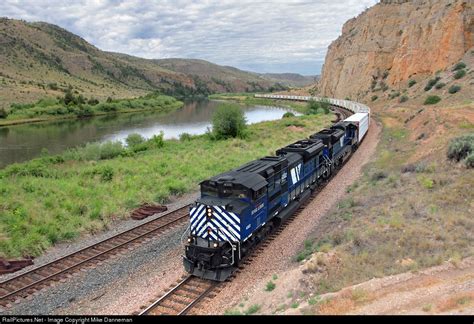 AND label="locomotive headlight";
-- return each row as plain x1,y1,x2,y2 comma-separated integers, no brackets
213,242,219,248
187,236,193,243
